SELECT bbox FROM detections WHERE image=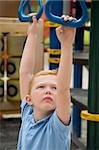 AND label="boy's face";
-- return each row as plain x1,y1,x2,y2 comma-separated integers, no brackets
30,74,57,113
